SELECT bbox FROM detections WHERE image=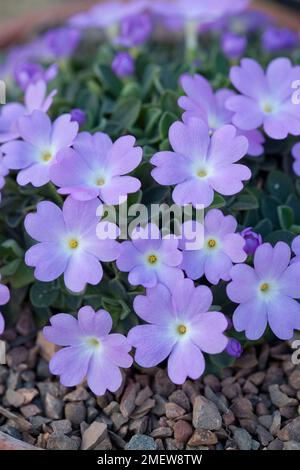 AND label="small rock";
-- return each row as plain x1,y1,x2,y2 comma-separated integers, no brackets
165,402,186,419
50,419,72,434
279,405,297,419
47,432,79,450
5,389,25,408
131,398,155,419
65,401,86,427
64,387,90,402
256,424,273,446
188,429,218,446
203,375,220,392
269,384,298,407
268,439,283,450
248,372,265,386
150,427,173,438
135,386,153,407
152,395,166,416
125,434,157,450
6,347,28,368
223,410,235,426
103,401,119,416
81,422,108,450
230,397,254,419
17,388,39,405
173,420,193,444
193,396,222,431
154,369,176,397
120,383,138,418
168,390,190,411
289,369,300,390
283,440,300,450
37,331,57,362
278,416,300,442
20,404,41,418
111,412,128,431
44,393,63,420
258,415,272,429
270,410,281,436
231,427,252,450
